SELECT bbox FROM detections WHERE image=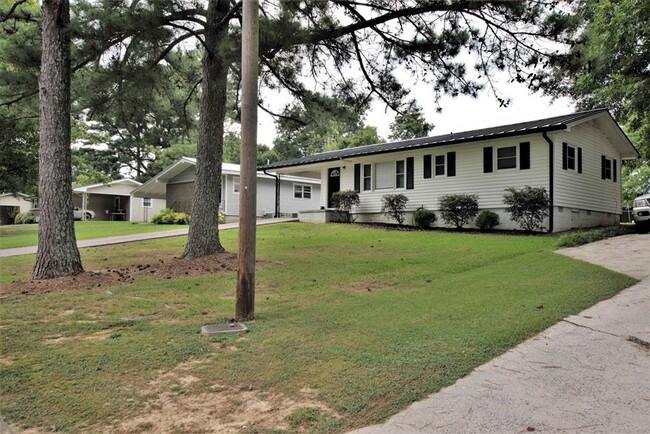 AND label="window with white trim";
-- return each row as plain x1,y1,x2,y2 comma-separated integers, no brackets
604,158,612,179
395,160,405,188
142,197,152,208
497,146,517,170
363,164,372,191
567,145,576,170
233,176,240,193
434,155,445,176
294,184,312,199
